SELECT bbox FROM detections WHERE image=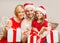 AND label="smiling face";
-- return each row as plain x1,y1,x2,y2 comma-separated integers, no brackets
35,10,44,20
25,7,35,19
15,5,25,20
